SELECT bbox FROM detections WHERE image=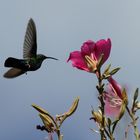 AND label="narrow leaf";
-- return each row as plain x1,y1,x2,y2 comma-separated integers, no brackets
66,96,80,117
110,67,120,76
32,104,49,115
39,113,54,132
103,64,111,74
134,88,139,102
97,53,104,69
